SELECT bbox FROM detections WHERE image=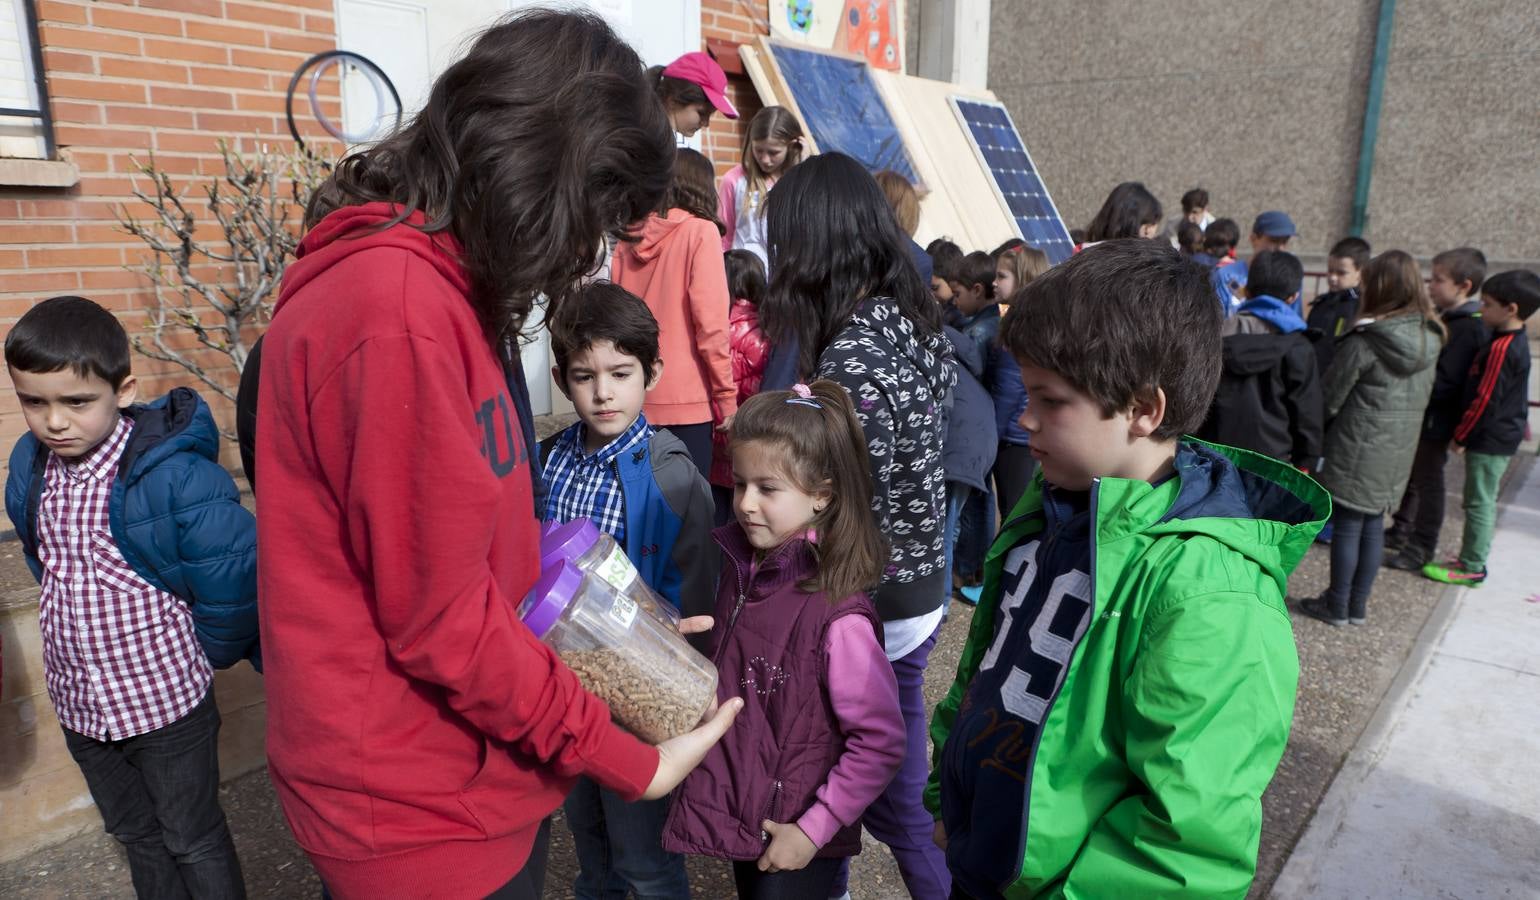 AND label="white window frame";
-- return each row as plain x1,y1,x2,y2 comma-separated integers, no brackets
0,0,53,159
